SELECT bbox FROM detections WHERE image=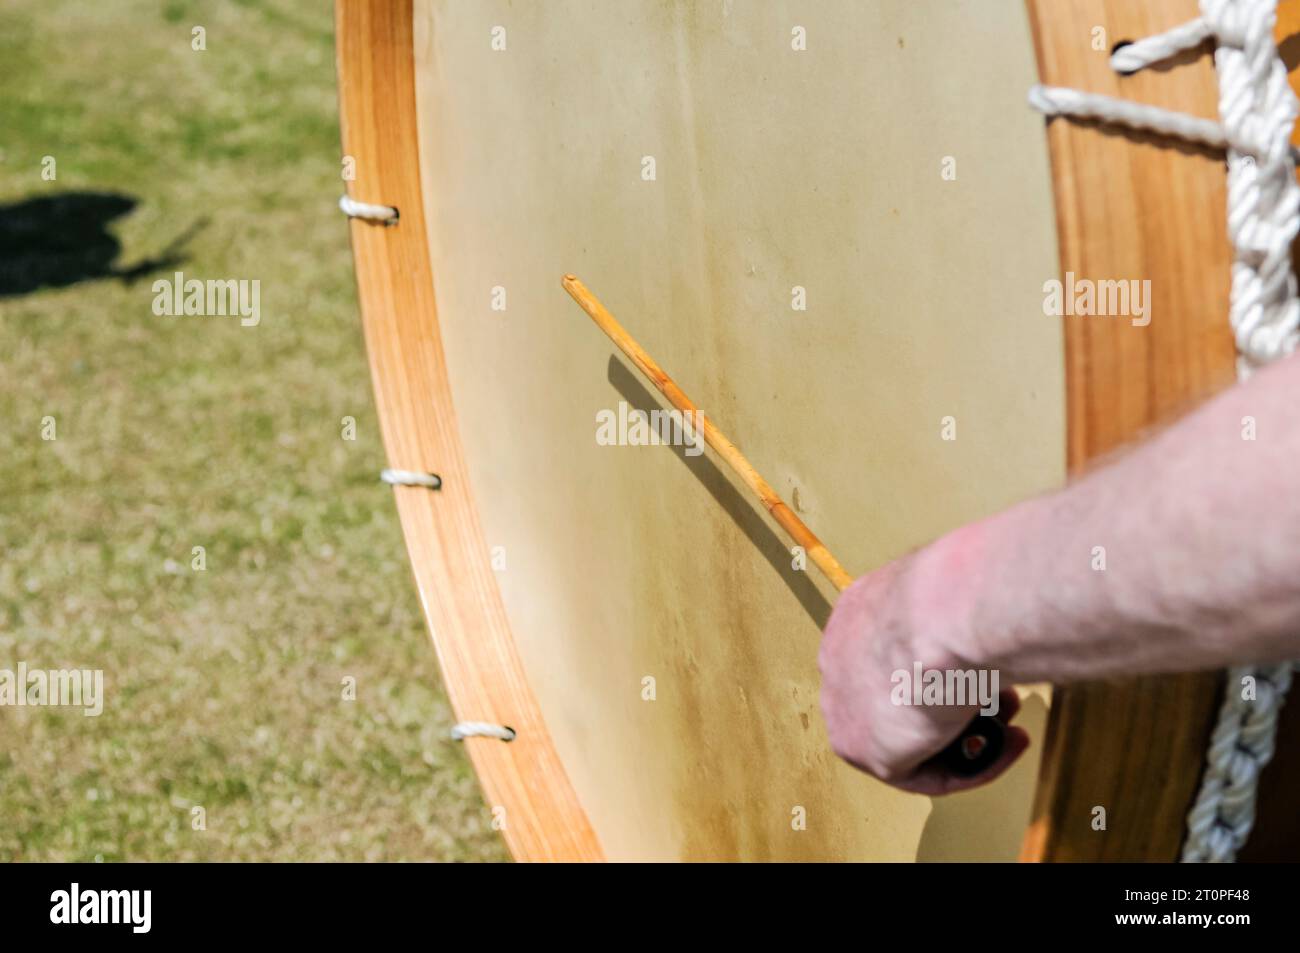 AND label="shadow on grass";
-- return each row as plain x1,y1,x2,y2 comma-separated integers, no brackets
0,191,206,298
